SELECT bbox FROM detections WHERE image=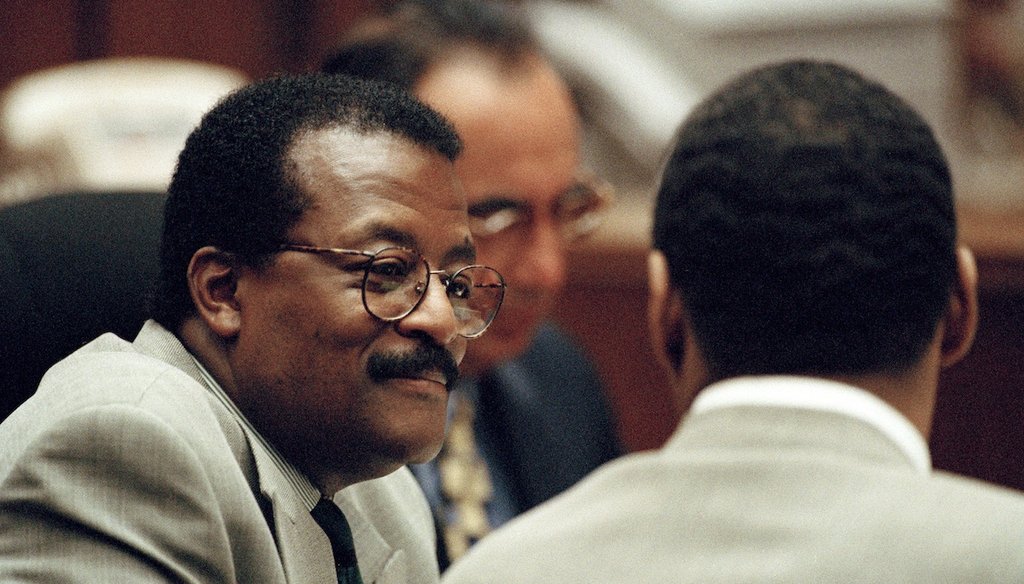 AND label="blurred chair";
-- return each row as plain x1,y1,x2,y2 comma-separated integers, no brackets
0,191,166,421
0,57,246,208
